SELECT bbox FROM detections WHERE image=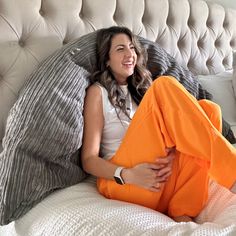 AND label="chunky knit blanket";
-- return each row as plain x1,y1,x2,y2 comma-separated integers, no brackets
1,177,236,236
